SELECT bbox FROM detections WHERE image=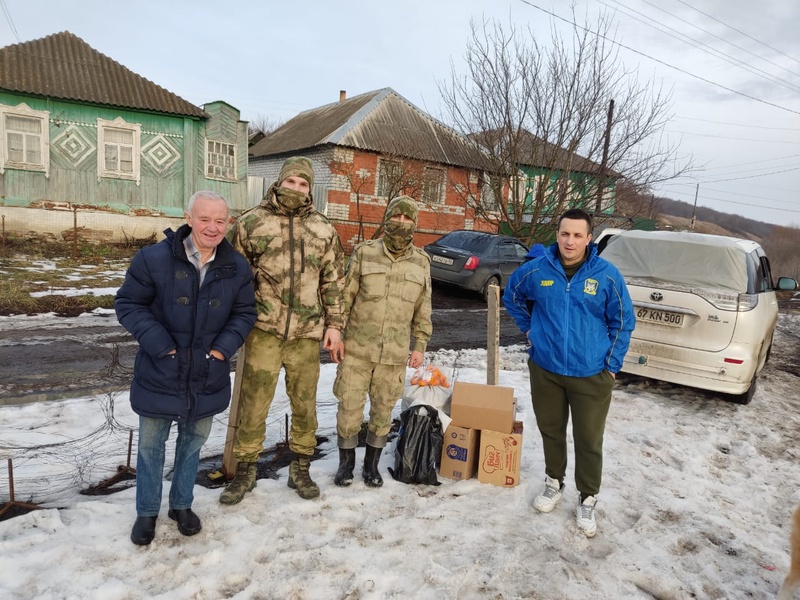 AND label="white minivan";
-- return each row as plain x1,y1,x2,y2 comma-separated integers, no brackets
598,230,798,404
